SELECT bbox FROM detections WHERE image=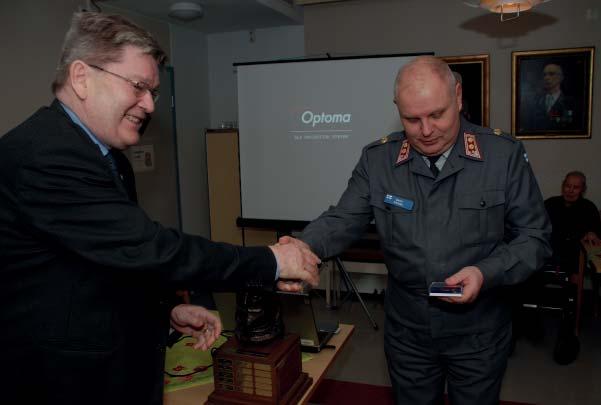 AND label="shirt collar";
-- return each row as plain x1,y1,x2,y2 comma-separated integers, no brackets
420,145,453,169
59,102,110,157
